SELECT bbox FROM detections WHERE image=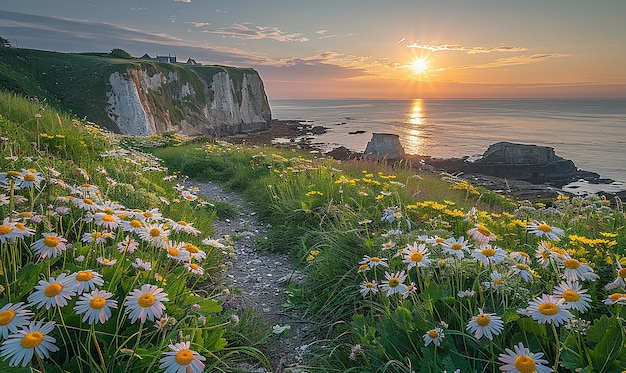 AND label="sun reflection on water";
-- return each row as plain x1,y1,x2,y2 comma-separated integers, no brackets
404,99,426,154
